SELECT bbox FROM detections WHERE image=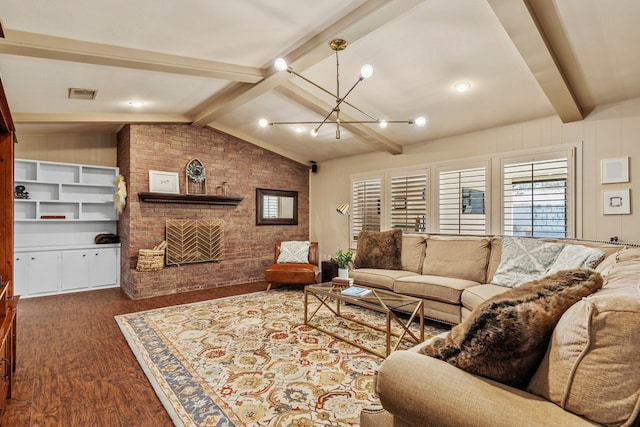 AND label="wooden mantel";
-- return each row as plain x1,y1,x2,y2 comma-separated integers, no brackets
138,192,243,206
